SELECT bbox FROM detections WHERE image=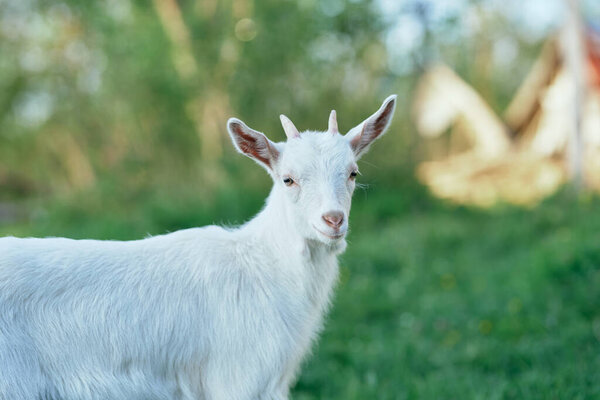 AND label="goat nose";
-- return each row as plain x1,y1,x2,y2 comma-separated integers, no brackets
322,211,344,229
